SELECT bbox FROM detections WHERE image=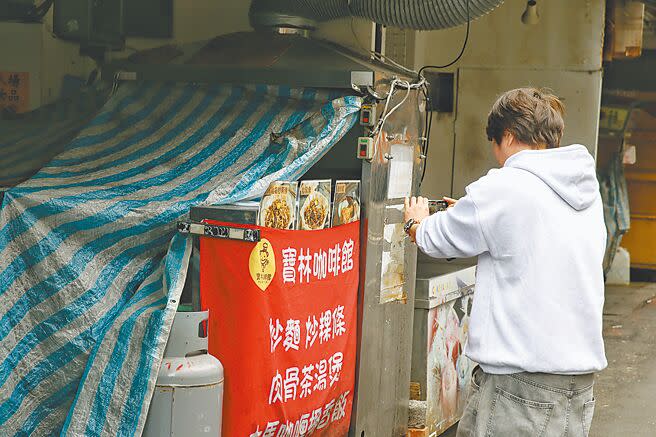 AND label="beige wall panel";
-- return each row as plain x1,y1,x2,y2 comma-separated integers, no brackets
450,67,602,197
417,0,605,71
